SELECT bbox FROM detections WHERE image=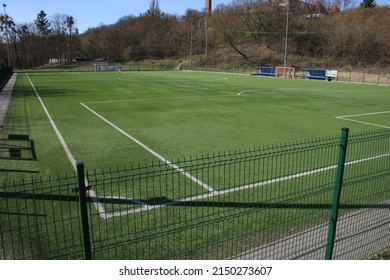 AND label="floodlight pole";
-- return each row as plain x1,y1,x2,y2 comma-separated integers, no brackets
205,17,208,57
190,17,193,70
3,3,11,67
283,1,290,68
